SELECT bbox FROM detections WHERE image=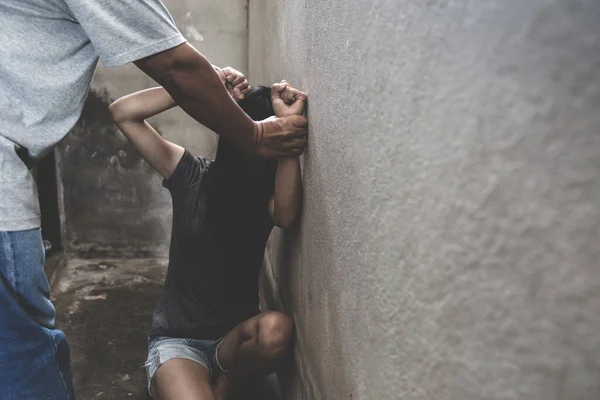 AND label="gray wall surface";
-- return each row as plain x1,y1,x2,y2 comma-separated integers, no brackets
251,1,600,399
57,0,248,257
